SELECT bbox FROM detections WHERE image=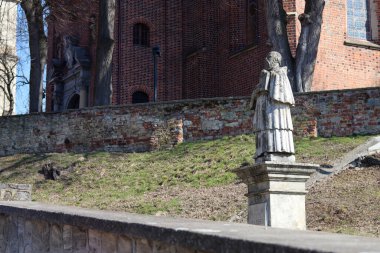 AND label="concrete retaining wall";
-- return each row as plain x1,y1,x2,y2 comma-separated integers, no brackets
0,88,379,156
0,201,380,253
